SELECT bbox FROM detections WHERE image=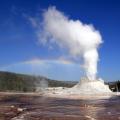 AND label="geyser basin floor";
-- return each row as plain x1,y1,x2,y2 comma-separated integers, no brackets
0,92,120,120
